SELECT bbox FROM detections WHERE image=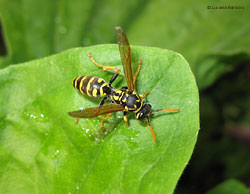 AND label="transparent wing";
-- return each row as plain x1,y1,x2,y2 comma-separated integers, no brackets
68,104,124,118
116,27,134,91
